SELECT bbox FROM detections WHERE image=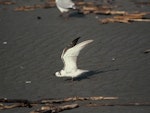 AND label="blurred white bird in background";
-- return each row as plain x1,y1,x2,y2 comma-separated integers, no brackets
55,0,77,17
